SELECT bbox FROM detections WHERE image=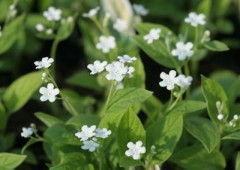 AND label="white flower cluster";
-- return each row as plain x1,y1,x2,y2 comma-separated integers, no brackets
184,12,206,27
171,42,194,61
75,125,111,152
144,28,161,44
35,6,73,35
96,35,116,53
159,70,193,90
21,123,36,138
87,55,136,83
125,141,146,160
34,57,60,102
133,4,149,16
